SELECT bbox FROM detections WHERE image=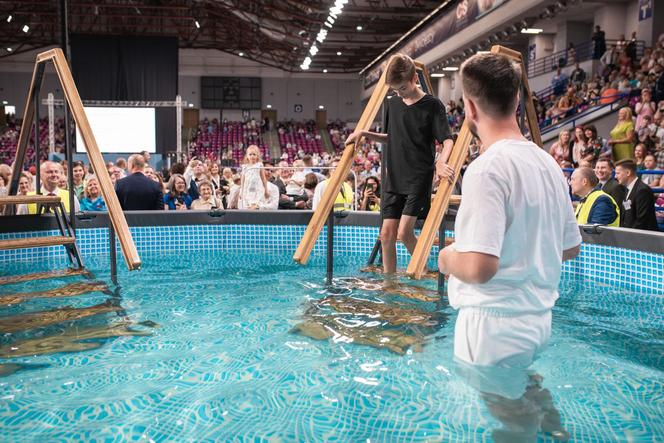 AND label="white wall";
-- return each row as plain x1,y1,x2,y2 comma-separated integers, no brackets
530,34,555,60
